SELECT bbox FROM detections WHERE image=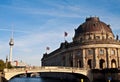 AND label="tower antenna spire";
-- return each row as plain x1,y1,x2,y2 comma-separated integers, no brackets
11,24,14,39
